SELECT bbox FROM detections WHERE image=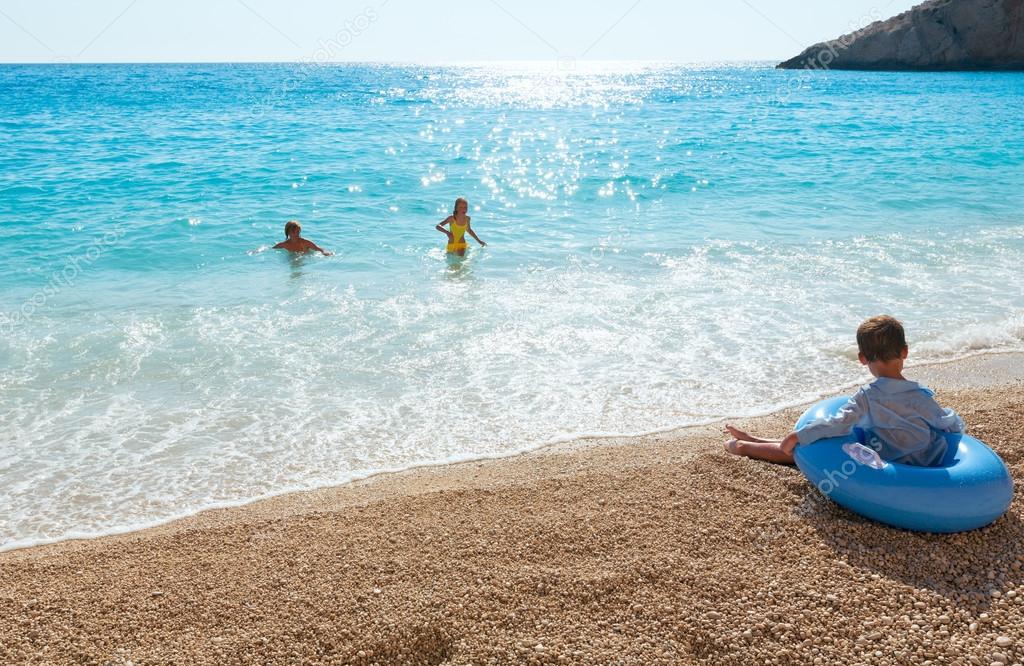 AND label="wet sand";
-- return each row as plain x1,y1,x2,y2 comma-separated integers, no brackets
2,353,1022,665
